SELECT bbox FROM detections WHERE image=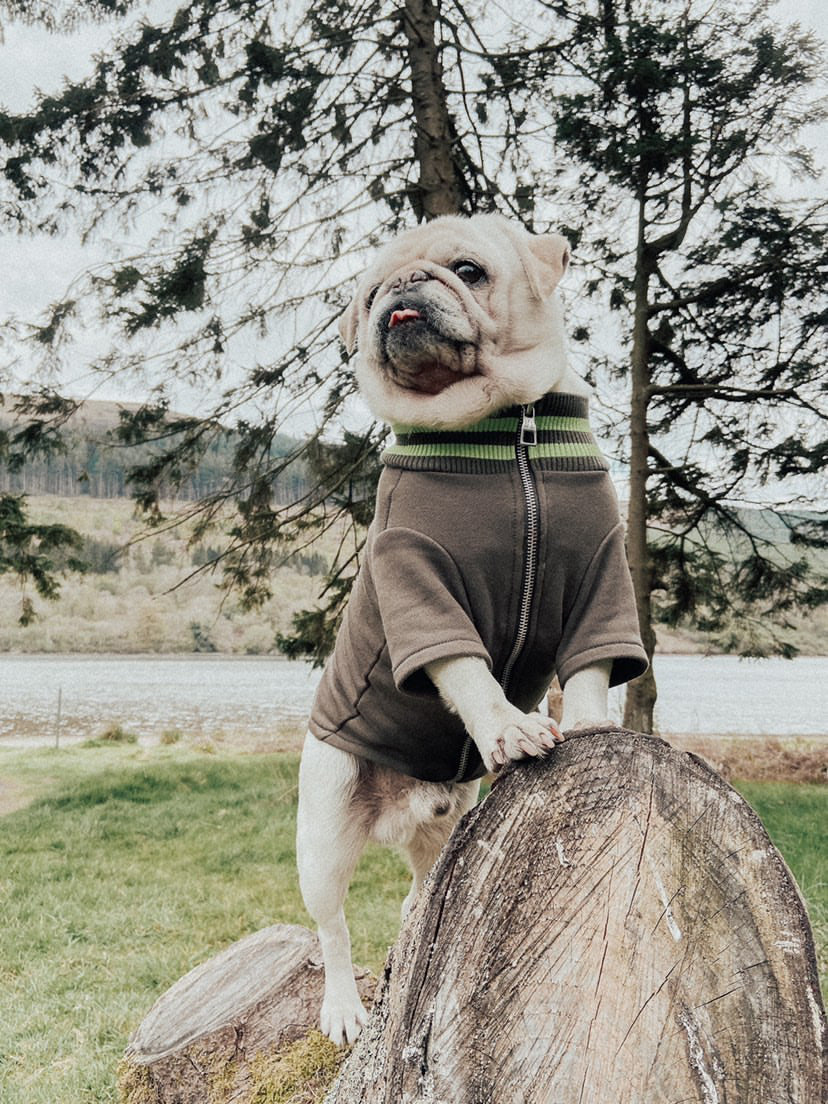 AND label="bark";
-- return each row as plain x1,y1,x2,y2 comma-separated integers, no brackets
118,924,374,1104
327,728,826,1103
623,187,658,734
404,0,466,220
